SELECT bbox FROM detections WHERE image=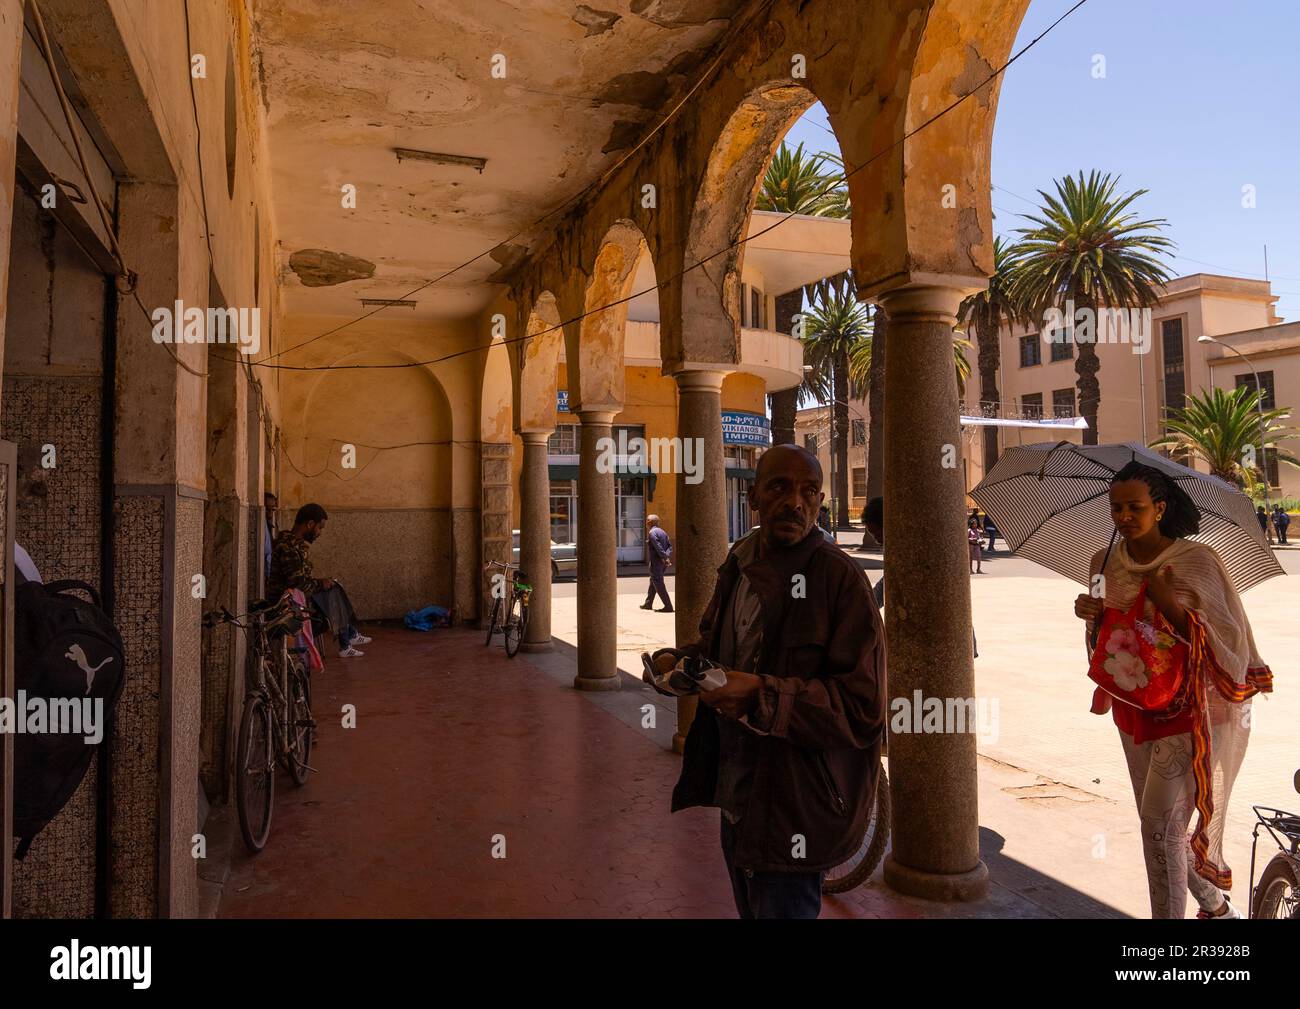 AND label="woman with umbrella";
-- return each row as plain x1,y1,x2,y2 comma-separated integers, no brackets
974,442,1279,920
1072,461,1272,919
